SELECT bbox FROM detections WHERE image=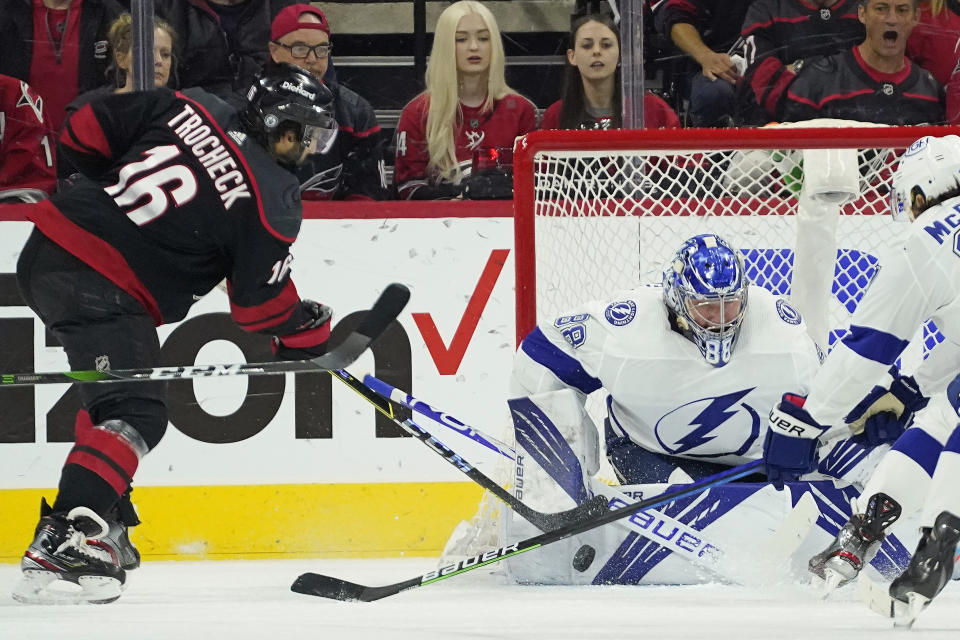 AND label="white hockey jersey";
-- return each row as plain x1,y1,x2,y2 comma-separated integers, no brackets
511,285,823,466
806,197,960,432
